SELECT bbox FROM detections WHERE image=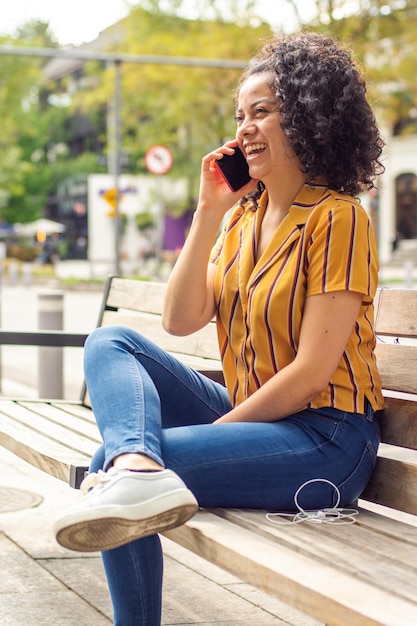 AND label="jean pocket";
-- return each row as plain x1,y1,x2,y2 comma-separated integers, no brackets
337,441,377,506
